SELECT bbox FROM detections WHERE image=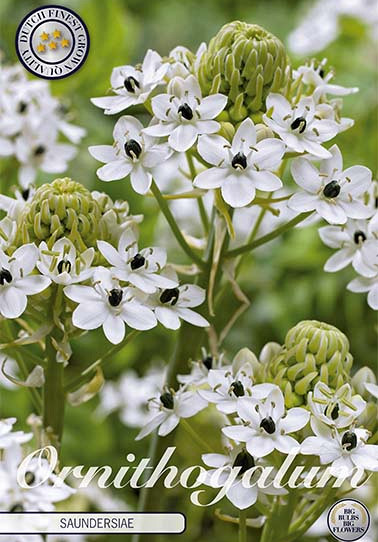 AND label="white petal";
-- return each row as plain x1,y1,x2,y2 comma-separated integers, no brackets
158,414,180,436
88,145,117,163
130,166,152,194
248,170,282,192
121,303,157,330
197,94,228,119
280,408,310,433
176,307,209,327
16,275,51,295
168,125,198,152
227,481,258,510
274,434,300,454
202,454,229,468
367,284,378,310
320,144,343,177
221,175,255,208
194,167,226,189
291,158,321,192
0,287,27,318
252,138,285,170
136,413,167,440
155,306,181,329
266,93,292,121
288,192,318,212
316,201,347,224
246,435,275,457
232,118,256,154
324,248,354,272
91,96,134,114
72,301,107,330
97,241,124,267
197,135,229,166
340,166,372,197
64,285,100,303
222,425,254,442
97,160,133,181
103,314,125,344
